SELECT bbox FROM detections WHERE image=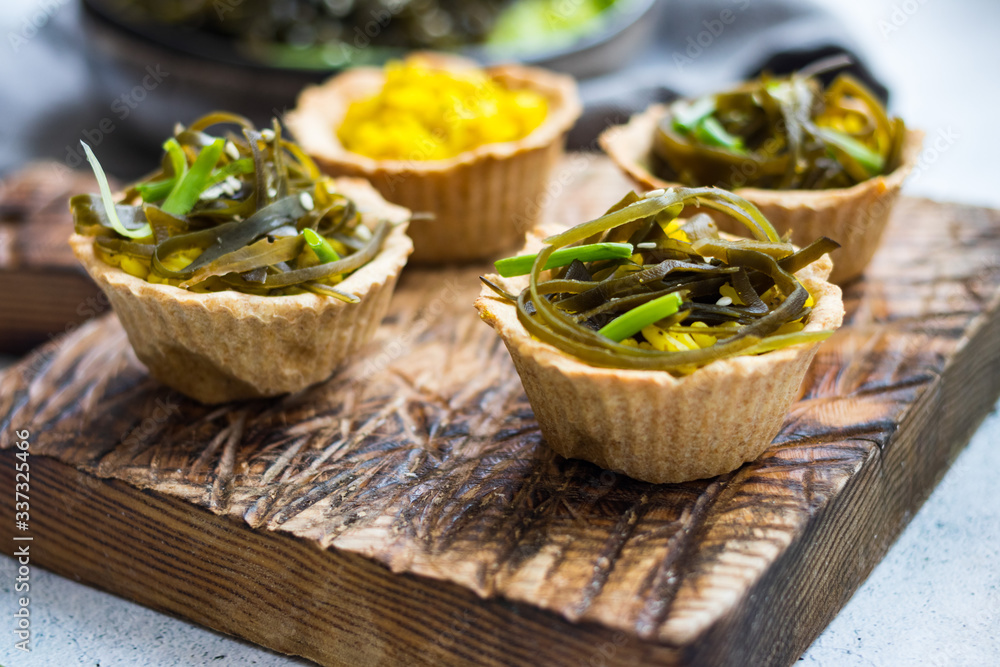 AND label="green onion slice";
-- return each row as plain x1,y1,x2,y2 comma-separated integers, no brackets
161,138,225,216
303,228,341,263
598,292,683,342
494,242,634,277
80,141,152,239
